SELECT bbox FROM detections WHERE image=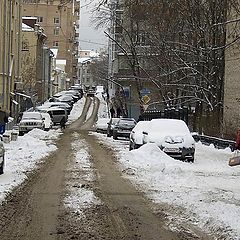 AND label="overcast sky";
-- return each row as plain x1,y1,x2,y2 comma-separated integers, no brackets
79,0,107,52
